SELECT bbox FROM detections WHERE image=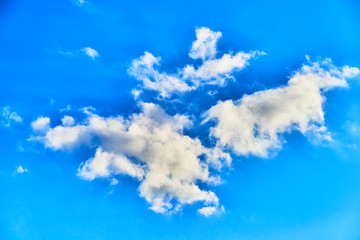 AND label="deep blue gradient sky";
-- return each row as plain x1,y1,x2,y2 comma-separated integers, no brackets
1,0,360,239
